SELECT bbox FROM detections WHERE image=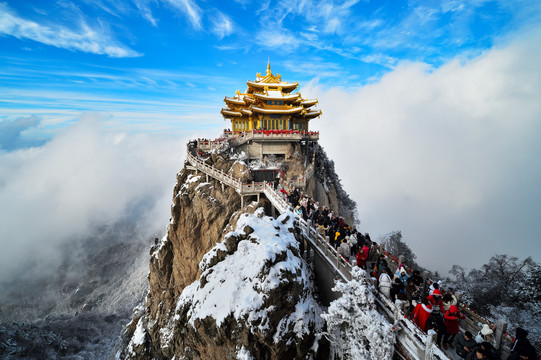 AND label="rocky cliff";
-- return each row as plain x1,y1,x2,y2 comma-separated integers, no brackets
118,142,356,359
